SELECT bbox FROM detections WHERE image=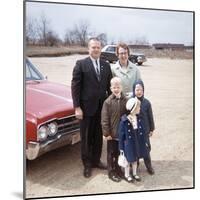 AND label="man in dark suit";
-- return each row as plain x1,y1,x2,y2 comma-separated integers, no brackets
71,38,112,178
